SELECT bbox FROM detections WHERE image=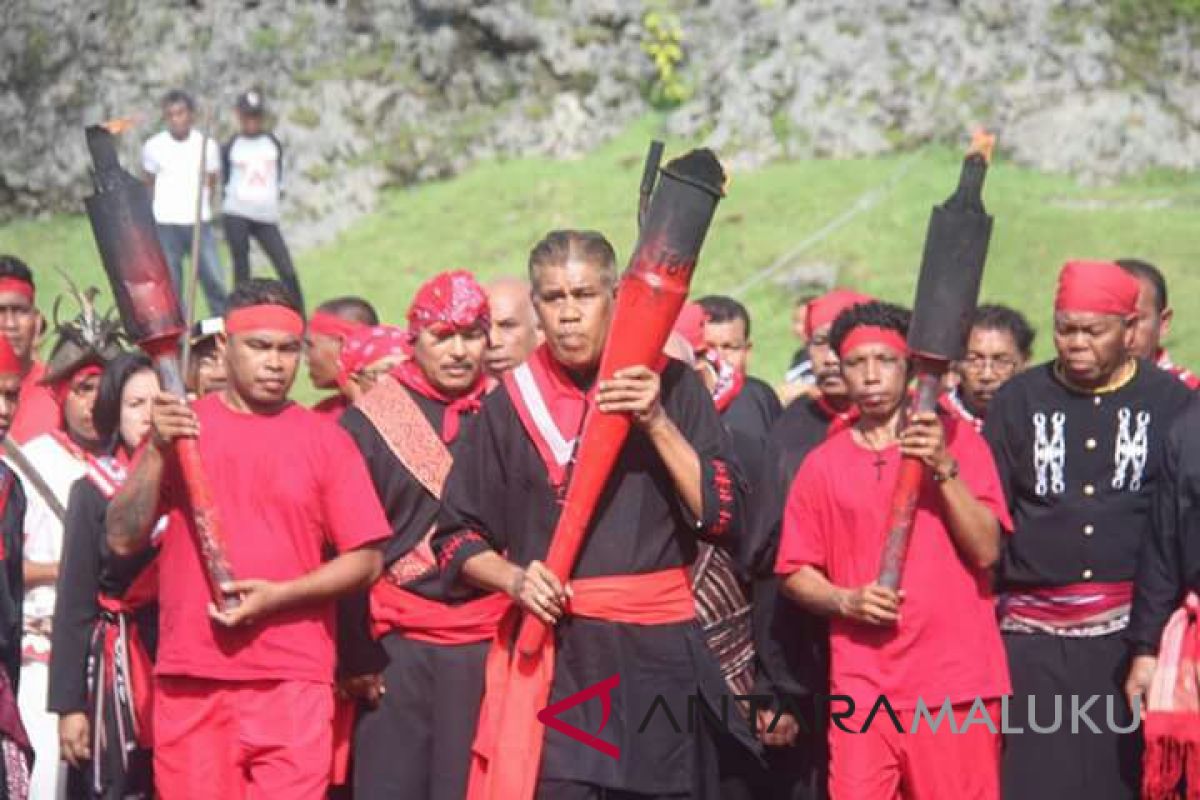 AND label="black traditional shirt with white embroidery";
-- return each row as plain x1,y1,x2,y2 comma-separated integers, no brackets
985,359,1193,589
